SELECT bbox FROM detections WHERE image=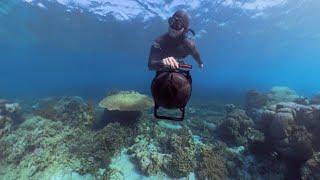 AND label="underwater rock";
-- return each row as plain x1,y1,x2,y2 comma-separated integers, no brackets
310,92,320,105
225,104,235,113
302,152,320,180
269,109,295,139
260,102,319,163
259,110,276,131
157,120,182,130
294,96,309,105
0,102,24,139
0,115,6,129
240,154,286,179
295,105,320,144
32,97,58,120
275,125,313,161
203,121,216,131
0,115,10,139
275,103,320,151
217,108,255,146
0,99,9,104
246,89,268,108
128,135,170,176
5,103,20,114
2,102,24,124
244,87,300,122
